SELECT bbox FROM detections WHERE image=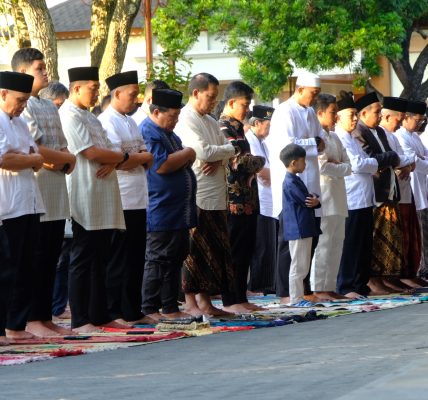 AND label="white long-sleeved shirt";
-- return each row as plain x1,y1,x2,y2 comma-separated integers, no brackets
175,104,235,211
380,125,415,204
318,130,351,217
395,127,428,210
265,96,324,218
336,125,378,210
